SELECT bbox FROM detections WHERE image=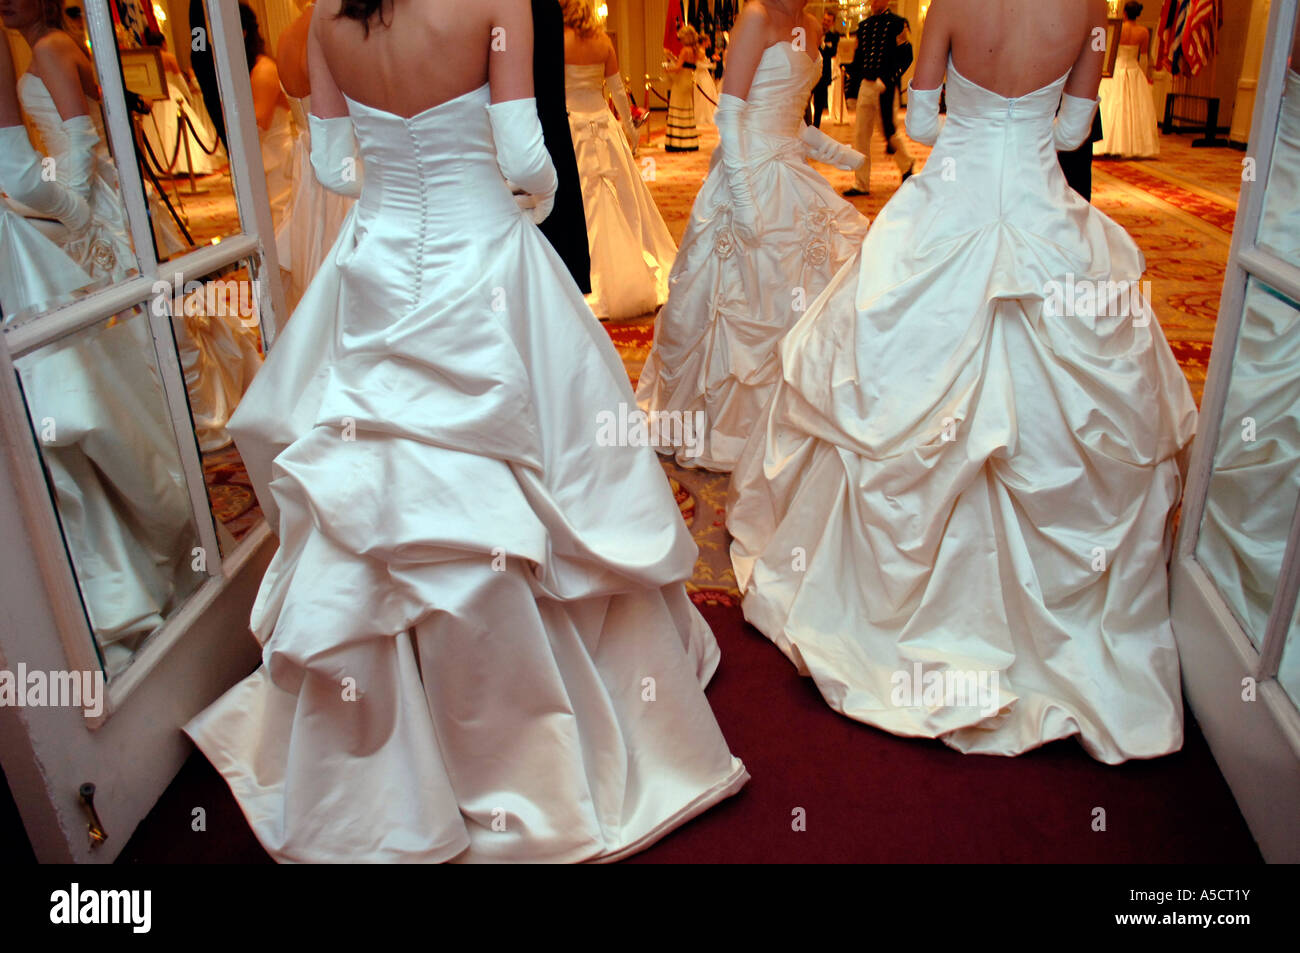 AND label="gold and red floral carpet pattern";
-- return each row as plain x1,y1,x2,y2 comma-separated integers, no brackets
613,116,1239,602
